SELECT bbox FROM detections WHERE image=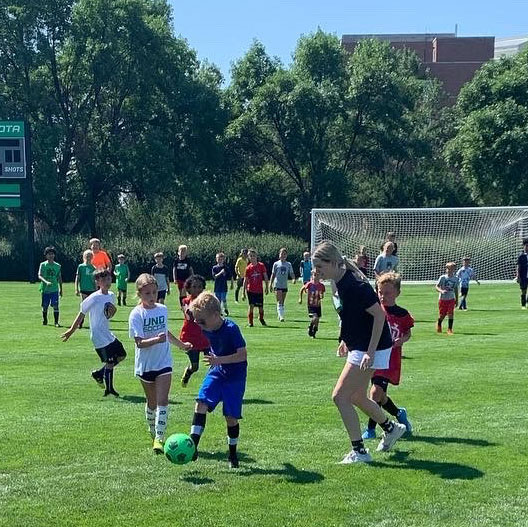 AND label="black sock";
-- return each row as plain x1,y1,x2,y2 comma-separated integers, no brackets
53,310,59,324
437,318,442,326
367,418,377,430
235,288,240,302
42,310,48,323
190,412,207,447
104,367,114,391
522,292,527,307
227,424,239,457
448,318,454,330
380,419,394,433
381,397,400,417
351,439,367,454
